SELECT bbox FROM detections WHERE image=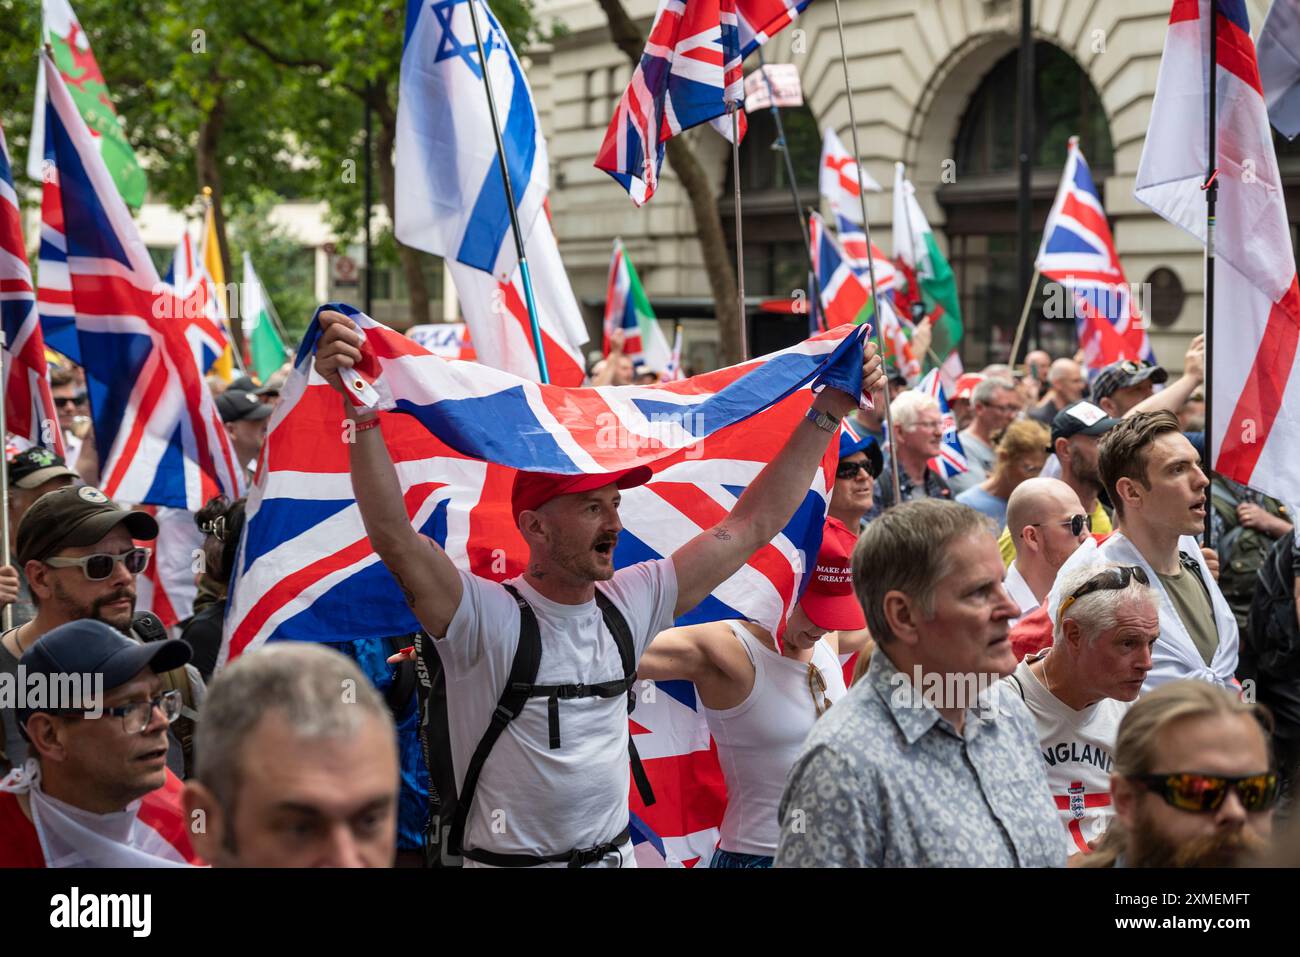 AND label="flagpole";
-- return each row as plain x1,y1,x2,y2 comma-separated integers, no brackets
465,0,550,383
1203,2,1219,545
730,102,749,361
200,187,249,377
754,49,824,318
0,329,11,633
1008,266,1041,369
830,0,900,504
